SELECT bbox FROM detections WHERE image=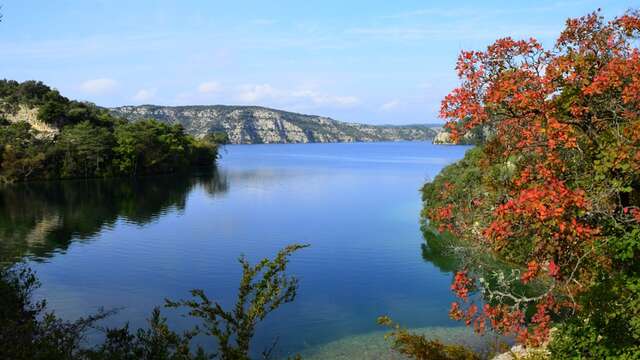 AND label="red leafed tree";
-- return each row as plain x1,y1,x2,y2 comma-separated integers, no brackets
428,10,640,347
